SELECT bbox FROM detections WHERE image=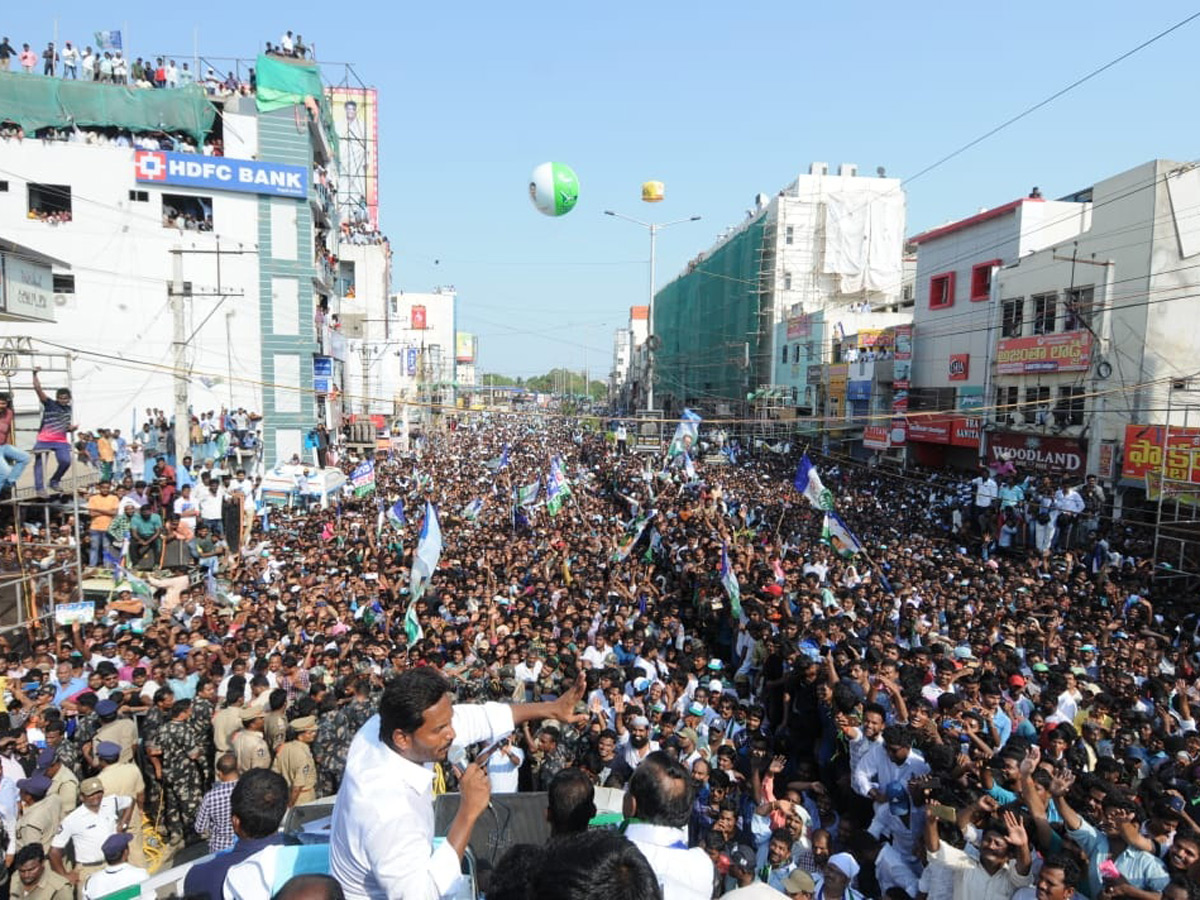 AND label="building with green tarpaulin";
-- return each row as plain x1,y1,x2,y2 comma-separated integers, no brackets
0,54,347,464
